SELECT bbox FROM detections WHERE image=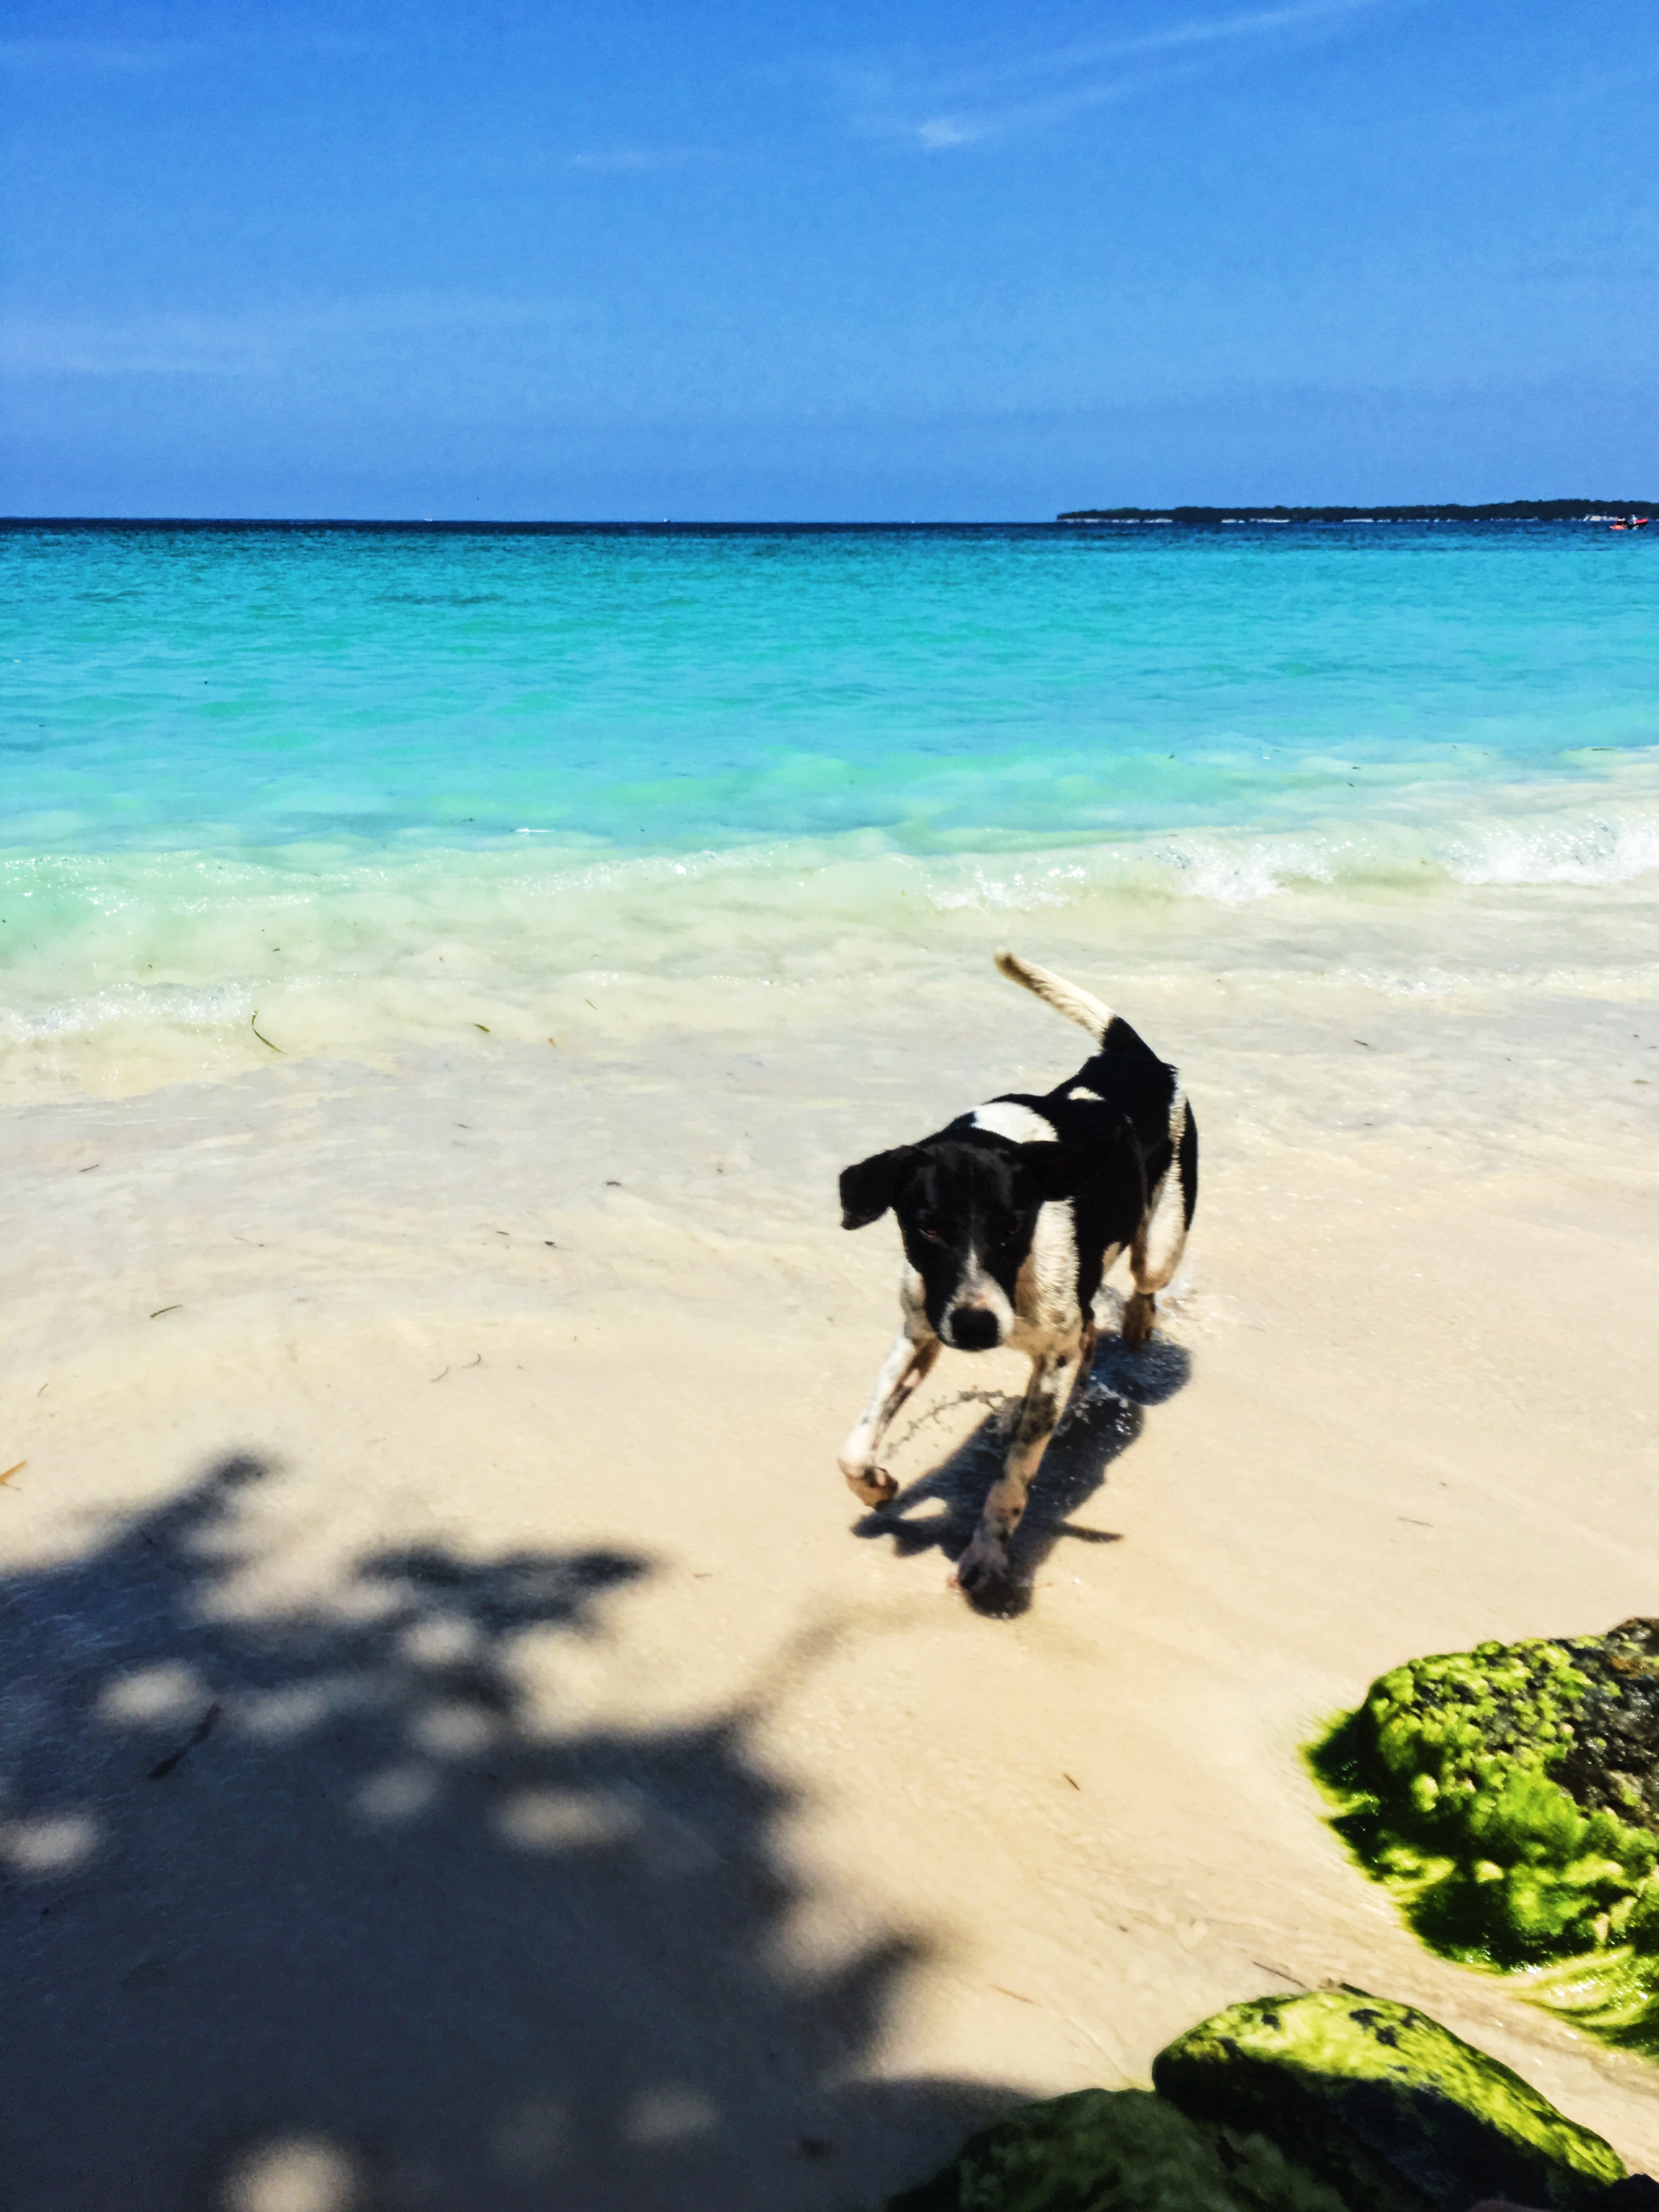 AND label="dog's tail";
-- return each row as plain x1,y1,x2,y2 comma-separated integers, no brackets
994,949,1116,1042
